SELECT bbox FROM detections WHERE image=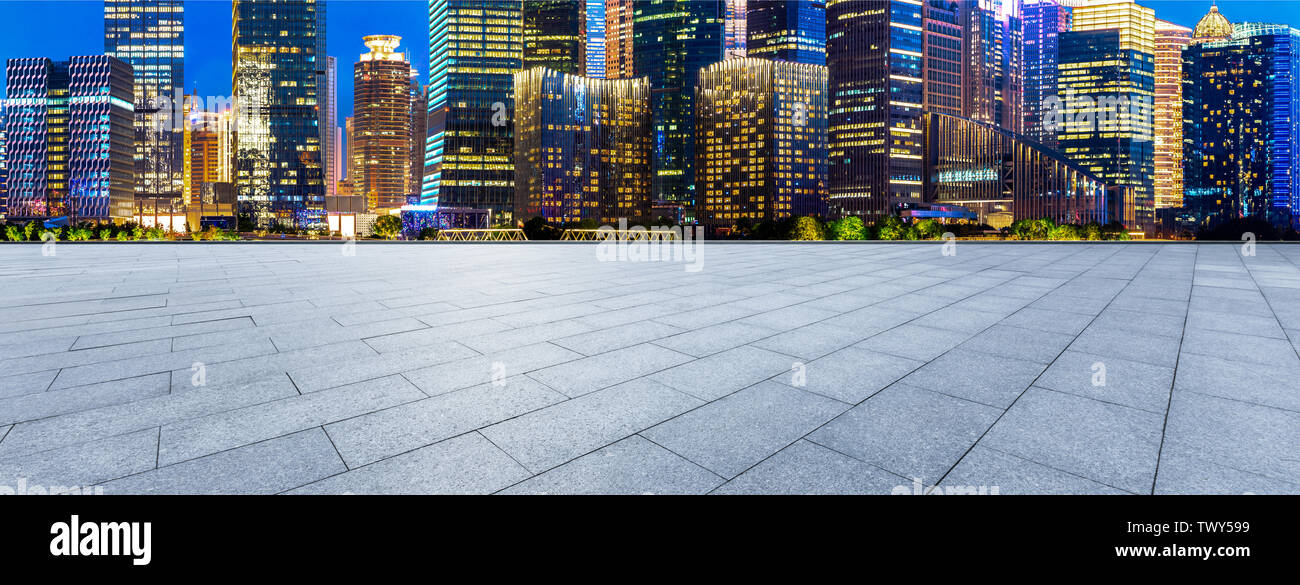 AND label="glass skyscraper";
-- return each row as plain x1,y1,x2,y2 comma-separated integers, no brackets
4,56,135,222
1153,20,1191,212
524,1,586,75
1023,0,1071,148
745,0,826,65
104,0,185,219
232,0,326,229
353,36,414,212
1184,23,1300,230
633,0,725,213
1056,1,1155,233
424,0,524,218
827,0,925,219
